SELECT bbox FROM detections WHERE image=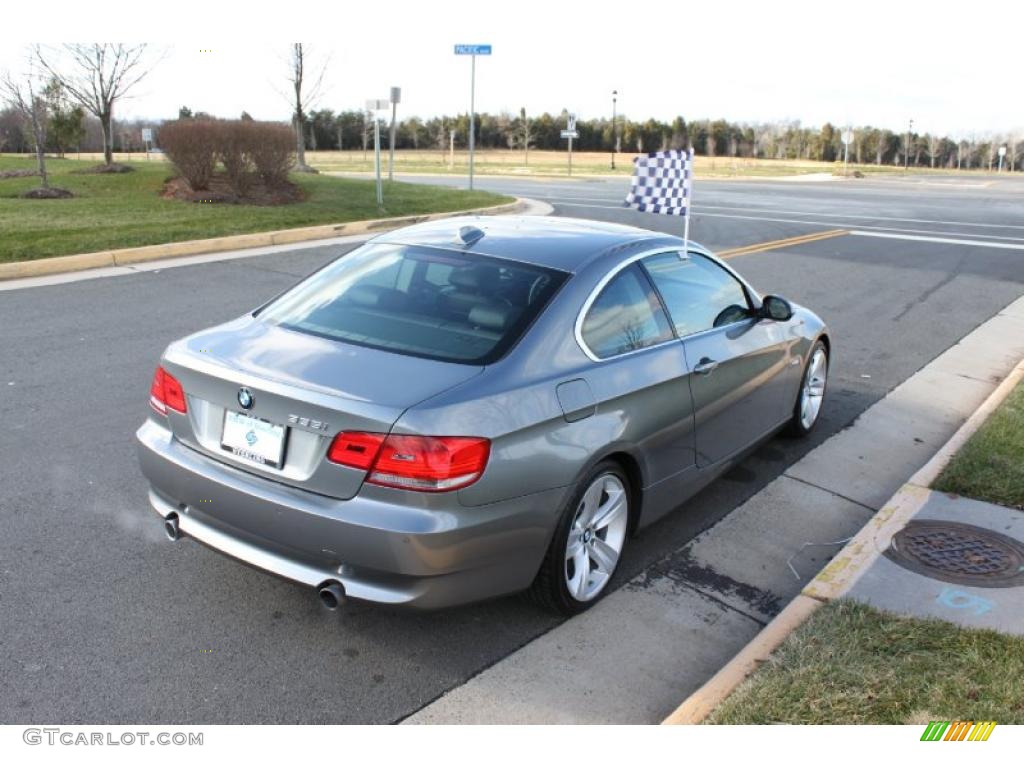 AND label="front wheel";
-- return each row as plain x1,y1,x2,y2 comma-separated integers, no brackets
527,461,631,615
784,340,828,438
